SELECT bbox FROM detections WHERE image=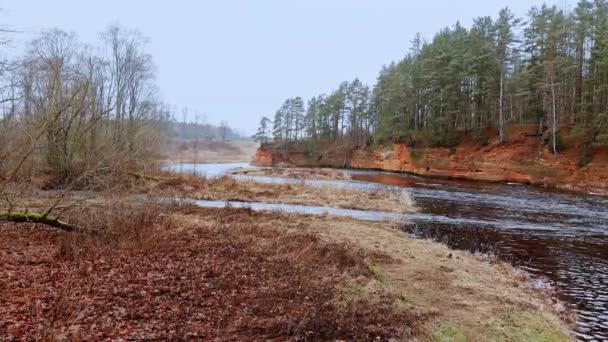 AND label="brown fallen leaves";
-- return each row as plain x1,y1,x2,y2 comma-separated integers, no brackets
0,204,421,340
